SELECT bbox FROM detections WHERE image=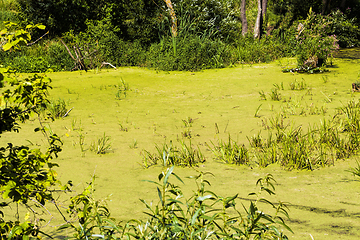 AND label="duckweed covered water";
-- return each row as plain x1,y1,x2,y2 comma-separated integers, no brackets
1,57,360,239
